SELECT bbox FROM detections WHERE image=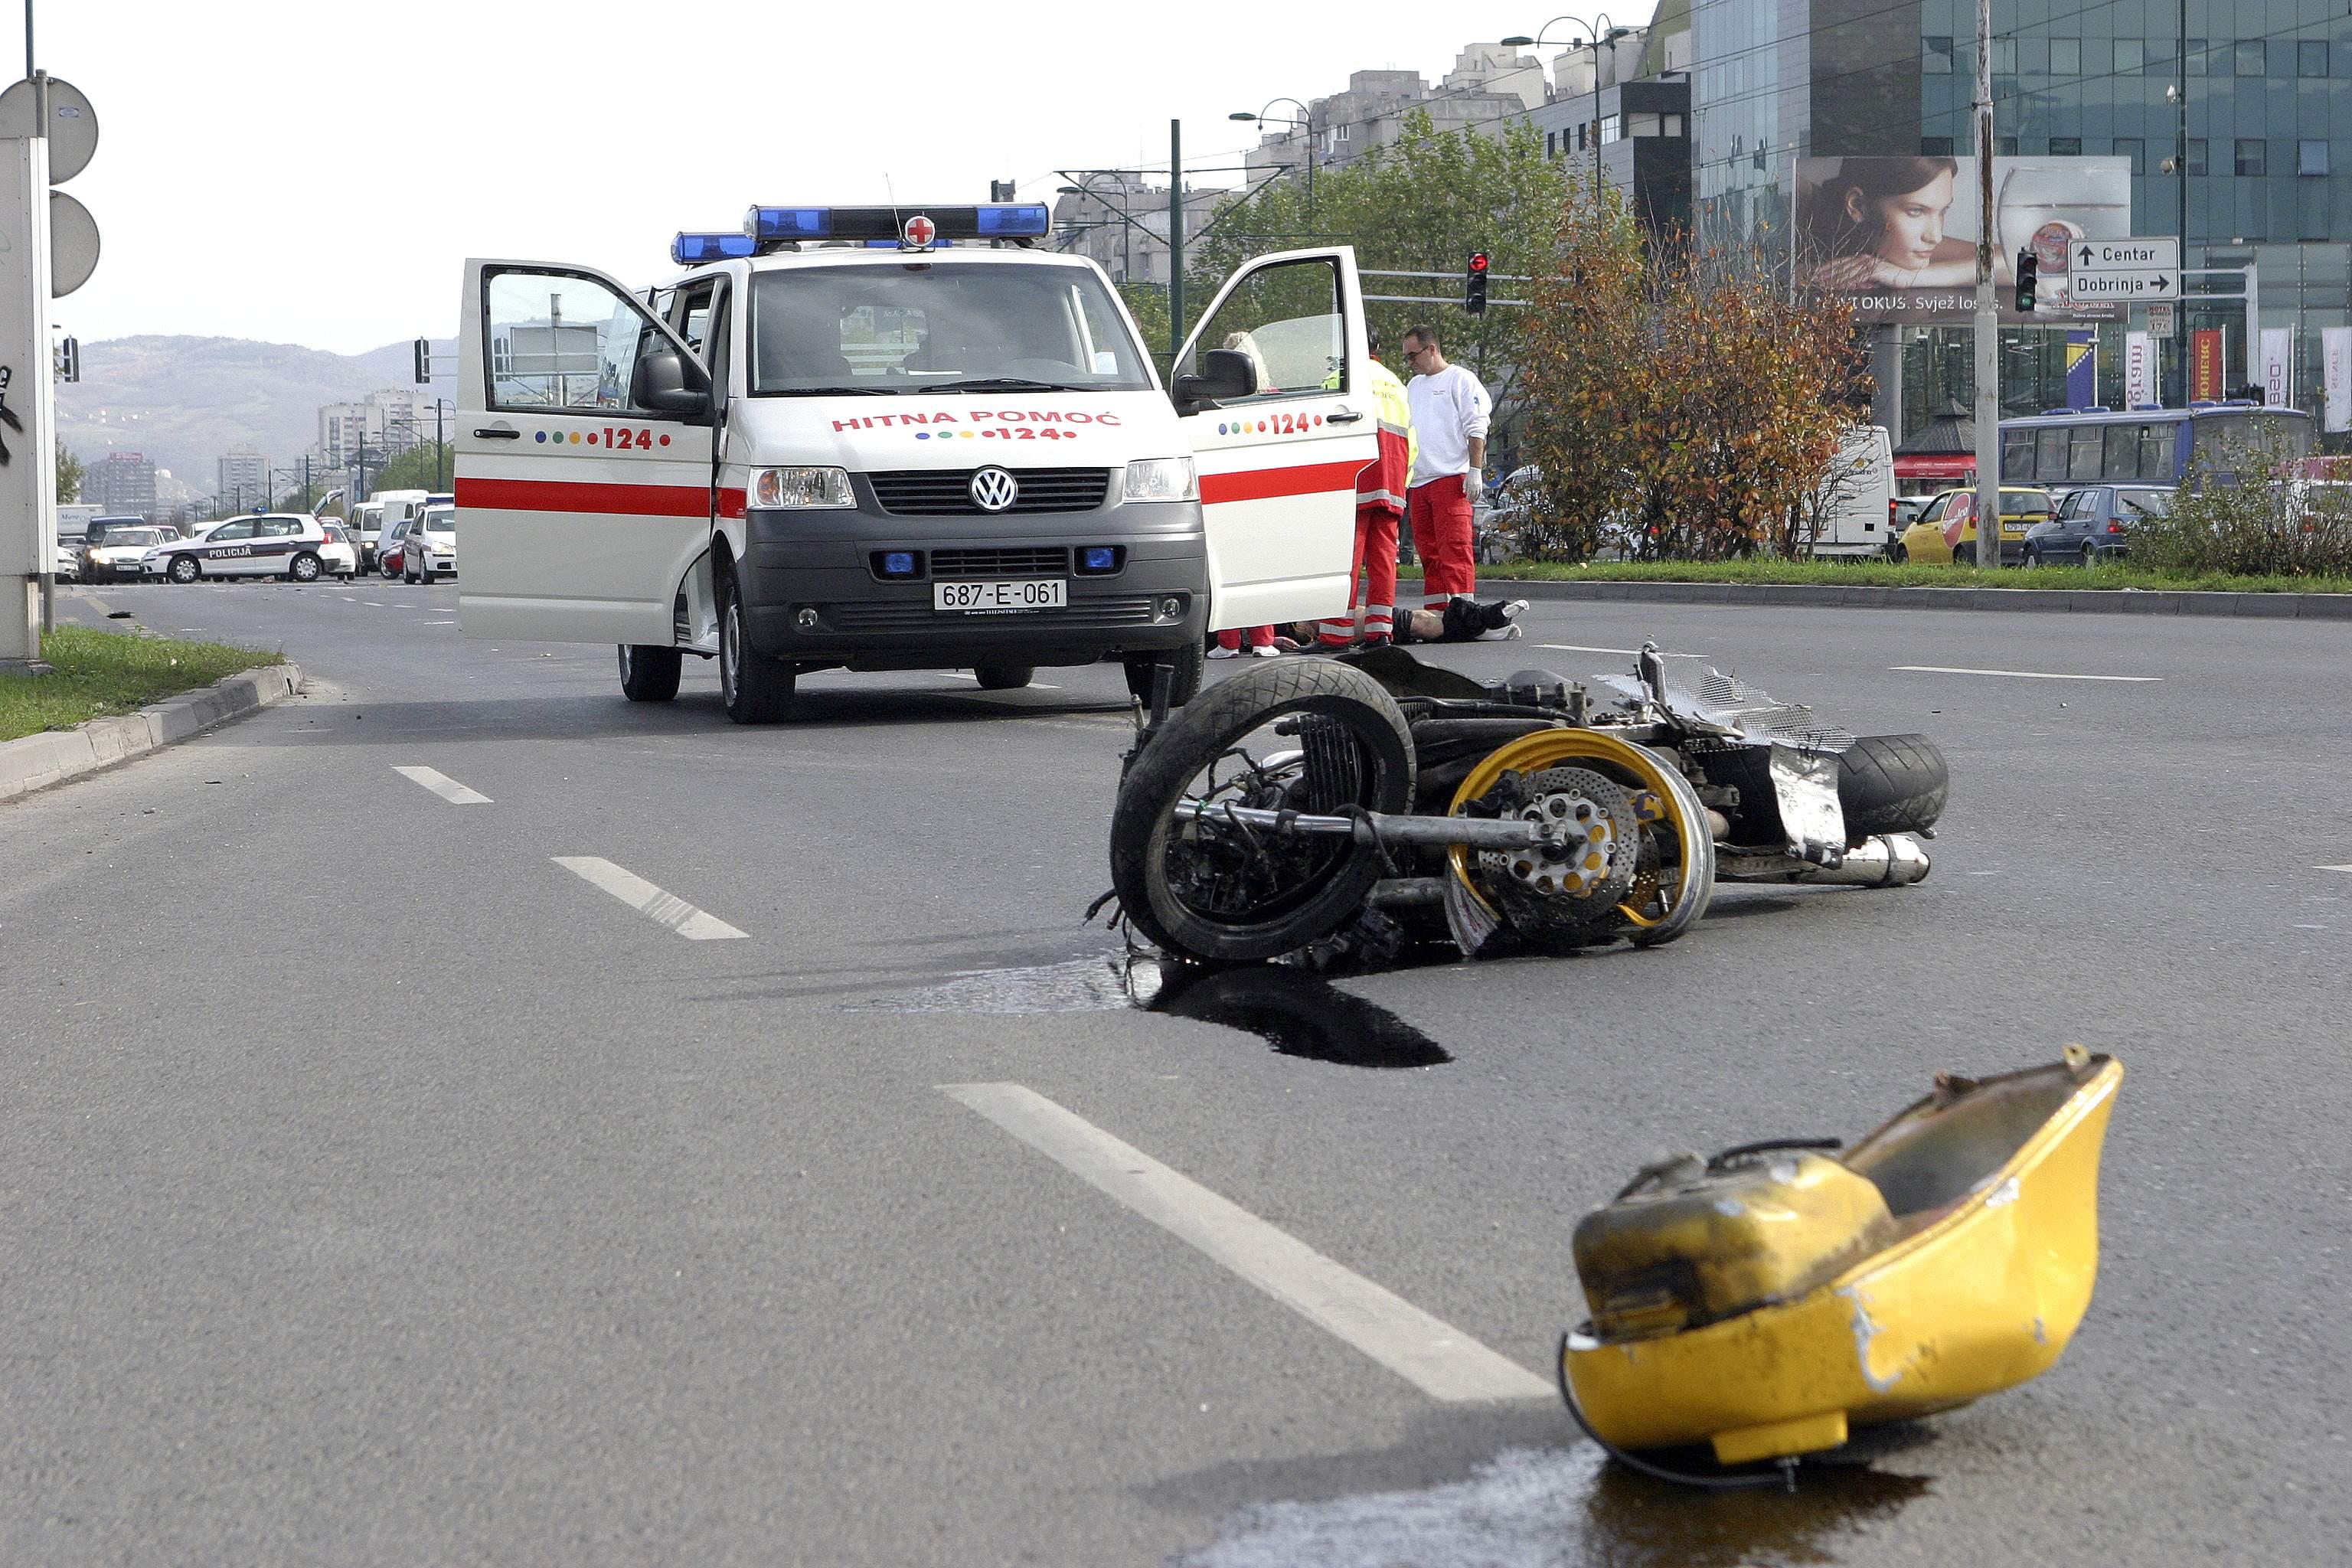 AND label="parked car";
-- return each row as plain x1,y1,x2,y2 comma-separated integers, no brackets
54,542,80,582
2022,485,2174,565
1891,487,2055,566
81,524,176,582
318,519,361,578
403,504,456,583
1890,495,1933,529
149,513,338,583
349,501,385,570
377,516,415,580
79,515,152,553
